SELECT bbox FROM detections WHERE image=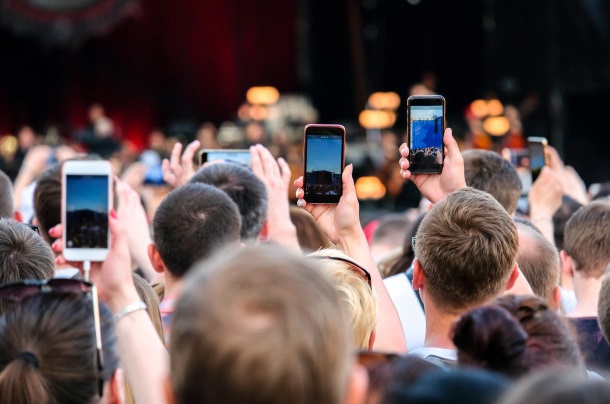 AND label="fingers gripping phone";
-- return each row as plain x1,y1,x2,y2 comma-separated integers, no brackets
303,124,346,204
199,149,252,168
62,160,112,262
527,136,549,182
407,95,446,174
